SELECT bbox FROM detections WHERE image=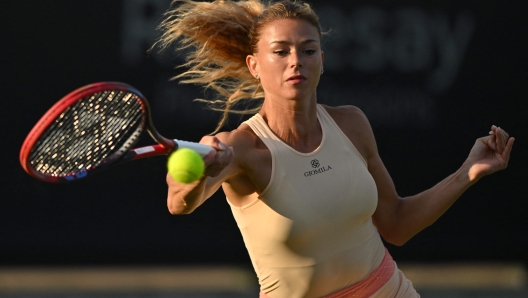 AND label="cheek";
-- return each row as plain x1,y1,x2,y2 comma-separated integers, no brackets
264,57,283,72
261,59,286,80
